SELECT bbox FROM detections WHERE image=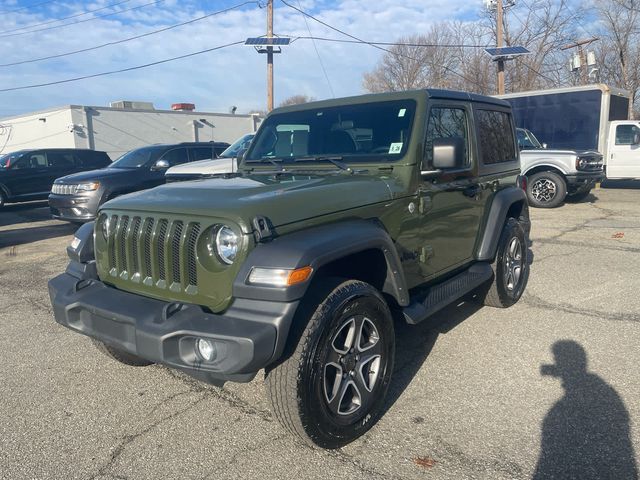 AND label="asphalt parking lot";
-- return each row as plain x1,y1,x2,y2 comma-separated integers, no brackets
0,186,639,480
